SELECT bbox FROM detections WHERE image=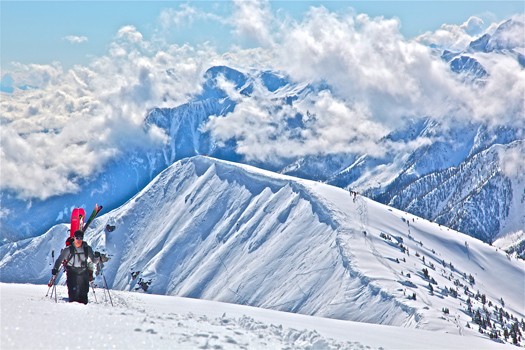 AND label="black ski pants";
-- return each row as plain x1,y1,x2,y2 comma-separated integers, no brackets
66,267,90,304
